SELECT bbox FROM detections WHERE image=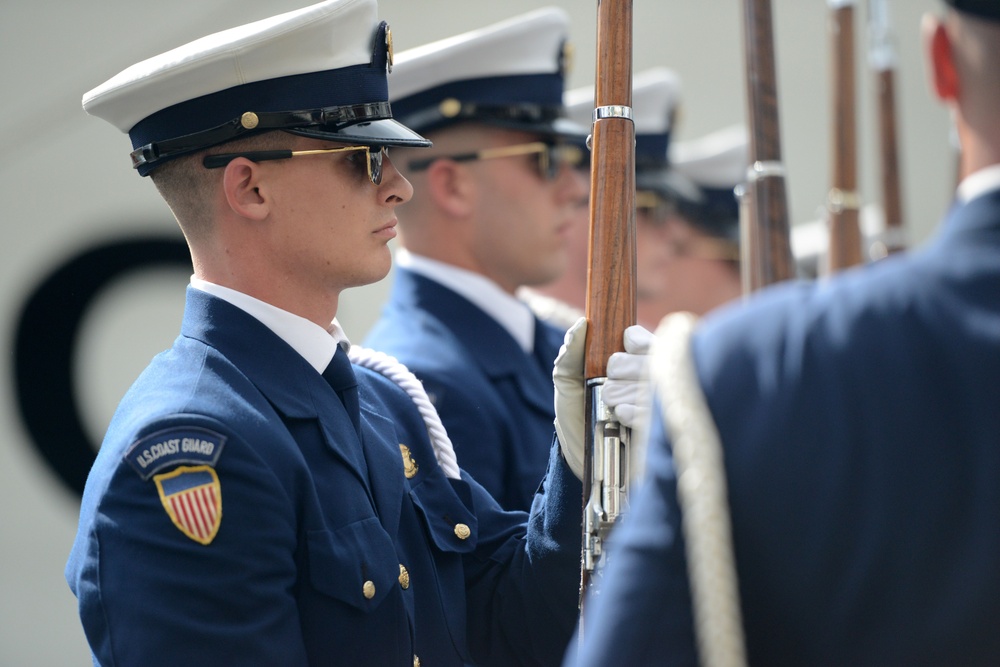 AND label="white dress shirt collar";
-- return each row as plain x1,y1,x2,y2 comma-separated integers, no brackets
190,277,346,374
395,248,536,353
957,163,1000,204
